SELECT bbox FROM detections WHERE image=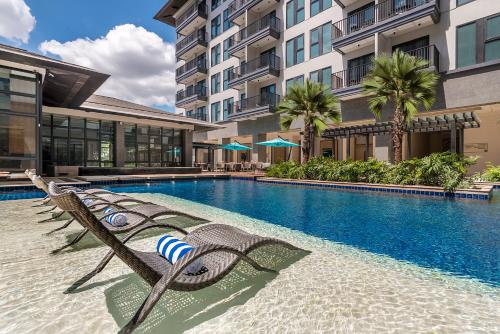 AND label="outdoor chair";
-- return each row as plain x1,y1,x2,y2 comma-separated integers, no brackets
47,182,301,334
45,181,207,254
